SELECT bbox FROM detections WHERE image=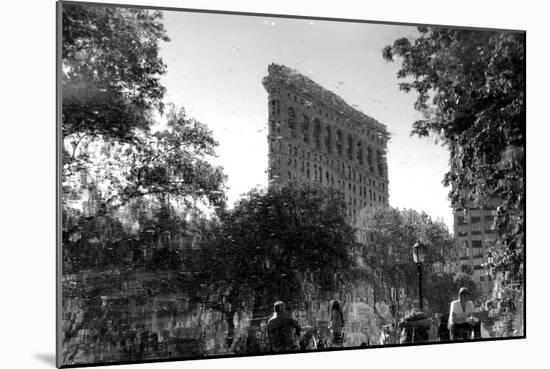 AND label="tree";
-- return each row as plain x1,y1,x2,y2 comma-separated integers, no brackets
382,27,525,284
359,206,454,315
423,272,480,314
187,182,357,345
63,105,227,242
62,3,169,142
